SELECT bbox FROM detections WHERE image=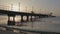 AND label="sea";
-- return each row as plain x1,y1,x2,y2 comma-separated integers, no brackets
0,15,60,34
